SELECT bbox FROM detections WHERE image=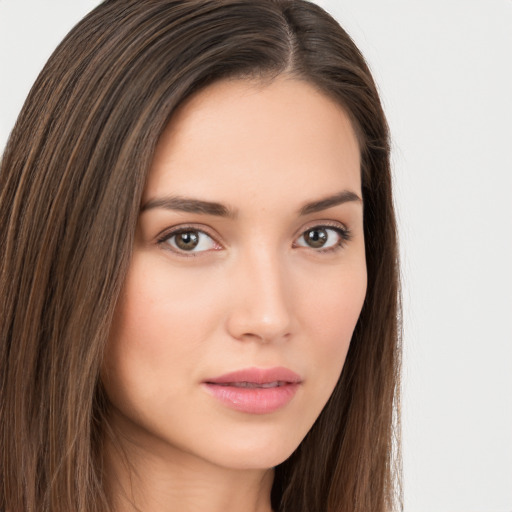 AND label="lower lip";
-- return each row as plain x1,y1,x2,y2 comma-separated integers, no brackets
202,383,300,414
